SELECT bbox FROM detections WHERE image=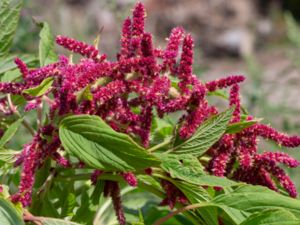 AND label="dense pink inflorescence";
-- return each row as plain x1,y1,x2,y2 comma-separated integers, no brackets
0,2,299,221
56,35,106,62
